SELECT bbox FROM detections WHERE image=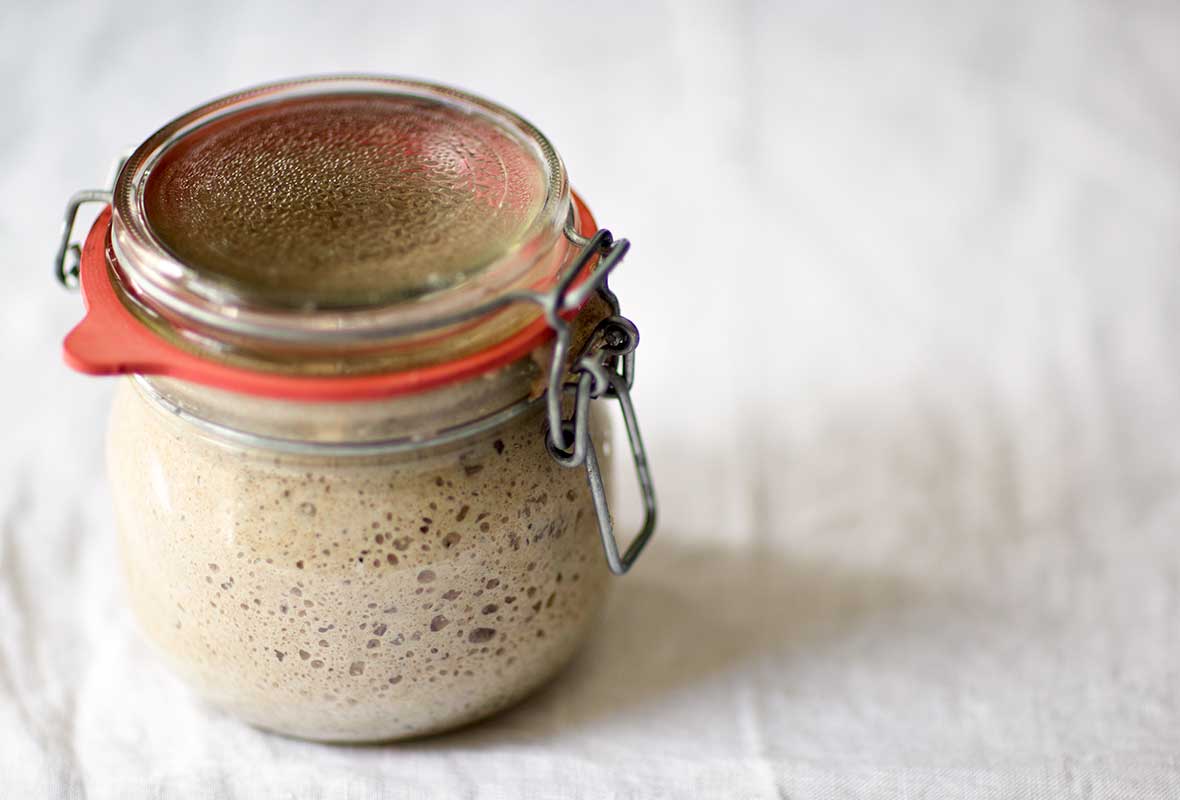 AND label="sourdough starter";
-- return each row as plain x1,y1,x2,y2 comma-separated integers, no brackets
107,378,609,741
